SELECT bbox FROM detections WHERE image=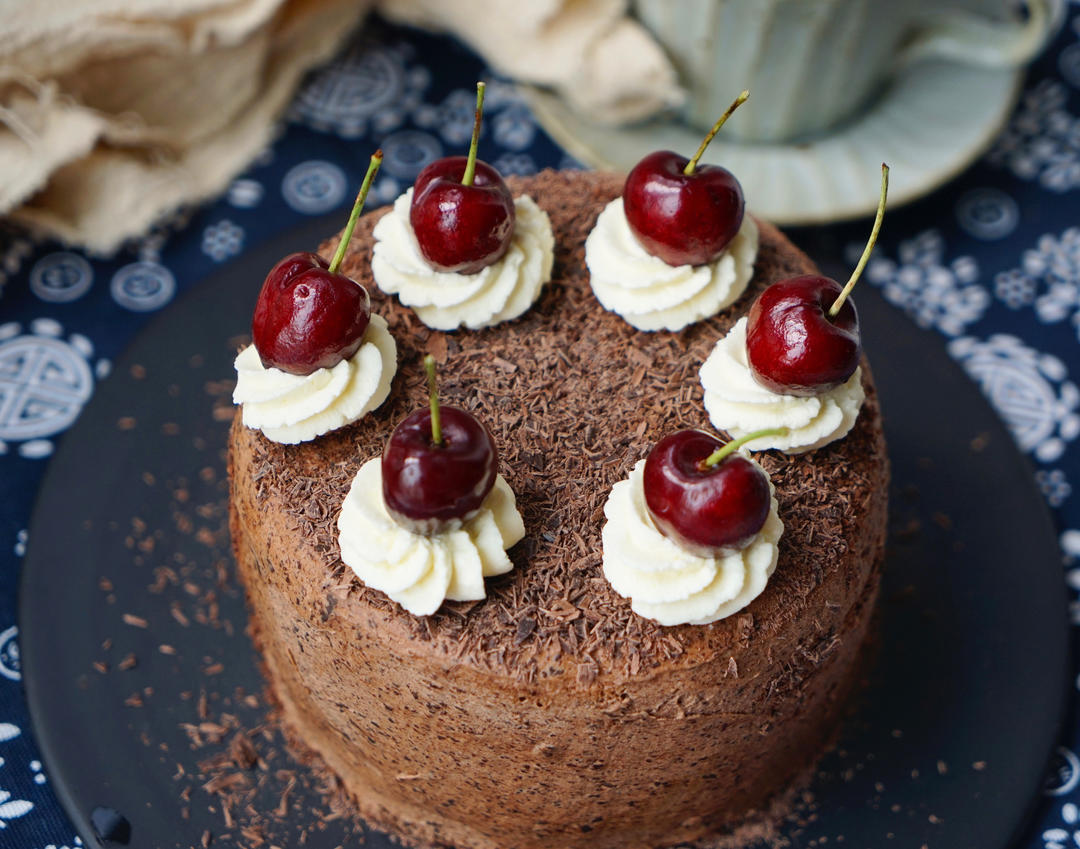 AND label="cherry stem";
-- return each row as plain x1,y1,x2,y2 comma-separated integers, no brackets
328,150,383,275
684,90,749,177
424,354,442,447
461,82,486,188
700,427,788,469
829,162,889,318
